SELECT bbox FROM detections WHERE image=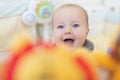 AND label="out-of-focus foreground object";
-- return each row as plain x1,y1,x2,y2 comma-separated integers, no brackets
2,33,98,80
93,28,120,80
